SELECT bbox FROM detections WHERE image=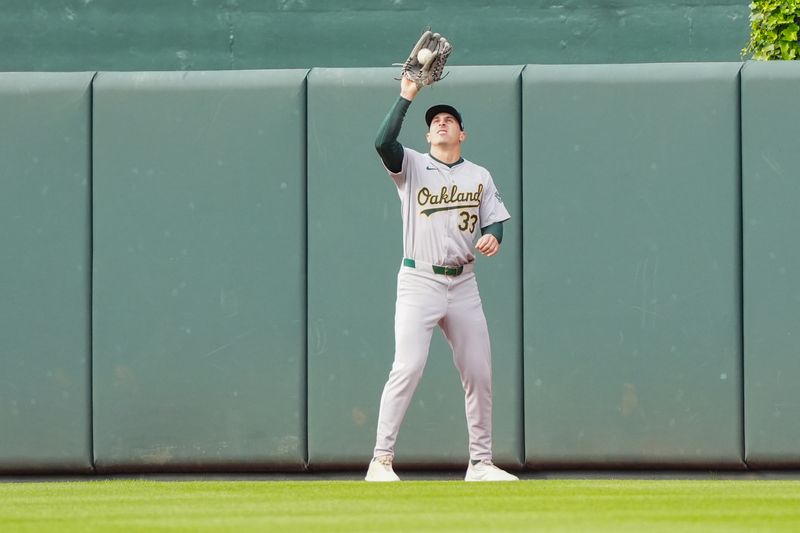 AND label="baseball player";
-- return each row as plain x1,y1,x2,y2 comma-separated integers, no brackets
365,38,517,482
